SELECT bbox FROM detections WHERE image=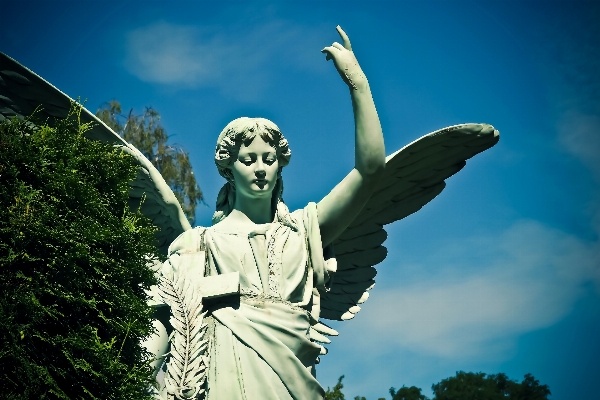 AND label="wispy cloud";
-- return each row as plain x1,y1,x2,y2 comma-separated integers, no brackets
124,20,326,101
558,112,600,180
125,23,221,86
344,219,599,360
540,9,600,181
